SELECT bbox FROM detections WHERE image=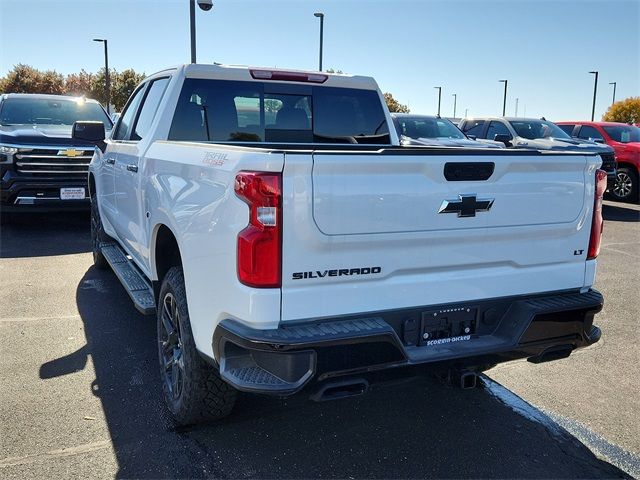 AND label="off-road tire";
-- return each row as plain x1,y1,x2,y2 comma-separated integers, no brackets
611,167,639,203
158,266,236,426
90,193,109,270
